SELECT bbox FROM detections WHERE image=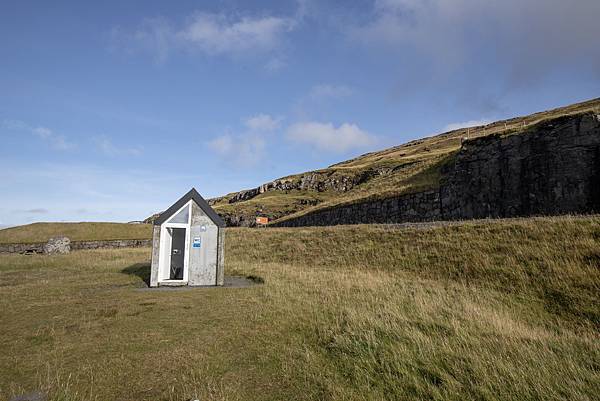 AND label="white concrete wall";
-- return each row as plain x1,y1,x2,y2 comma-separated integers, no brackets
187,202,220,286
149,225,161,287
